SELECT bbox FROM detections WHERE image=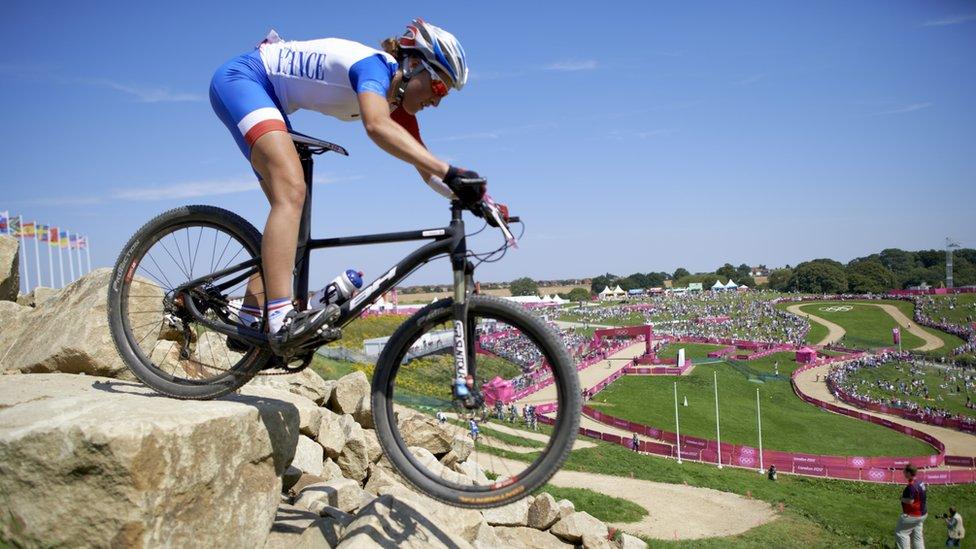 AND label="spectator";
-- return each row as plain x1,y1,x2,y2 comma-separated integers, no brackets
895,464,928,549
944,506,964,547
631,433,639,452
767,464,777,481
468,419,479,442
